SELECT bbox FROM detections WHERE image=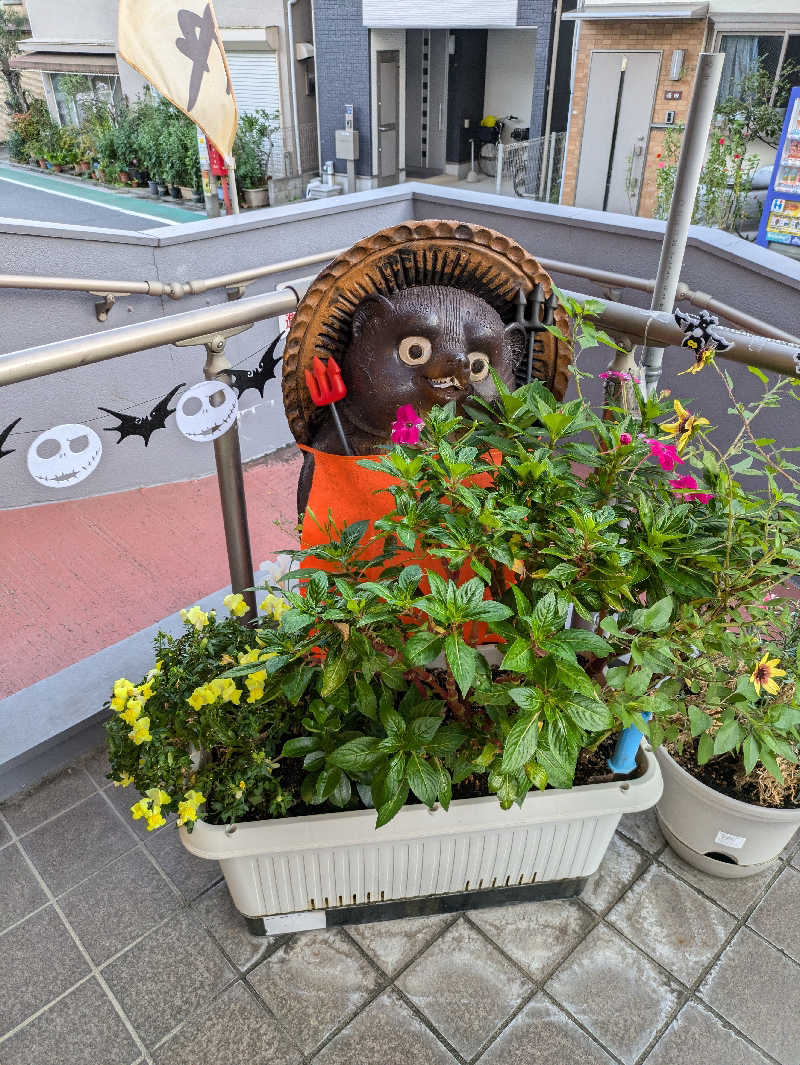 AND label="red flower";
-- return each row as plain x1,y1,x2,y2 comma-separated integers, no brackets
719,137,725,145
656,153,661,159
619,433,633,445
734,153,741,160
647,439,683,472
391,404,424,446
